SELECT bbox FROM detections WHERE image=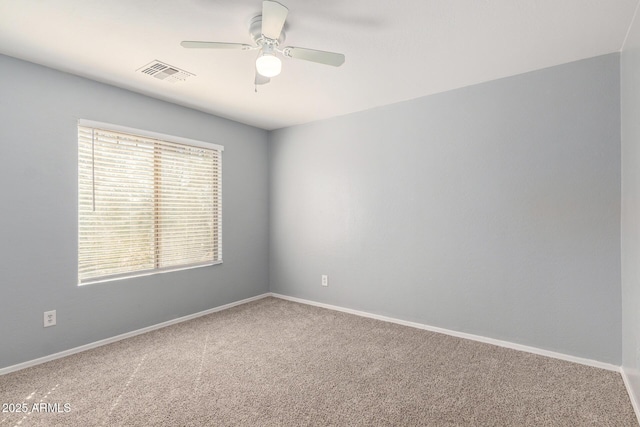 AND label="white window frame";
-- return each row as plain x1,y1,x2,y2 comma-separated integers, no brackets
77,119,223,285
